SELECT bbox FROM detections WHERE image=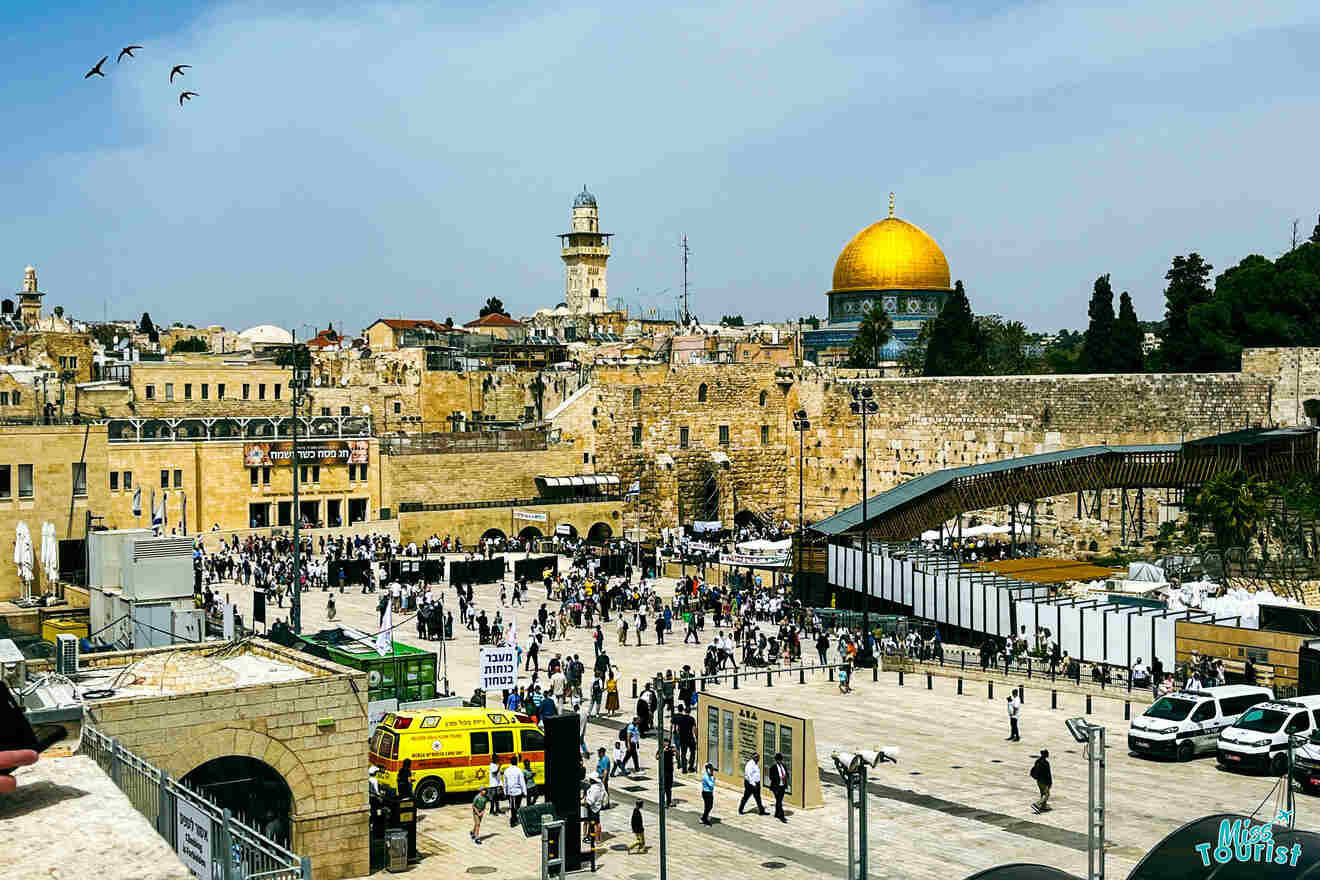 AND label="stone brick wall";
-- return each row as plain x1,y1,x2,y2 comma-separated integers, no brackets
382,447,588,509
1242,346,1320,427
